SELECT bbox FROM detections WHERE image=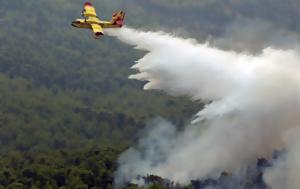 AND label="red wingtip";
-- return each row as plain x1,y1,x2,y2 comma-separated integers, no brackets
94,32,104,39
84,2,93,7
